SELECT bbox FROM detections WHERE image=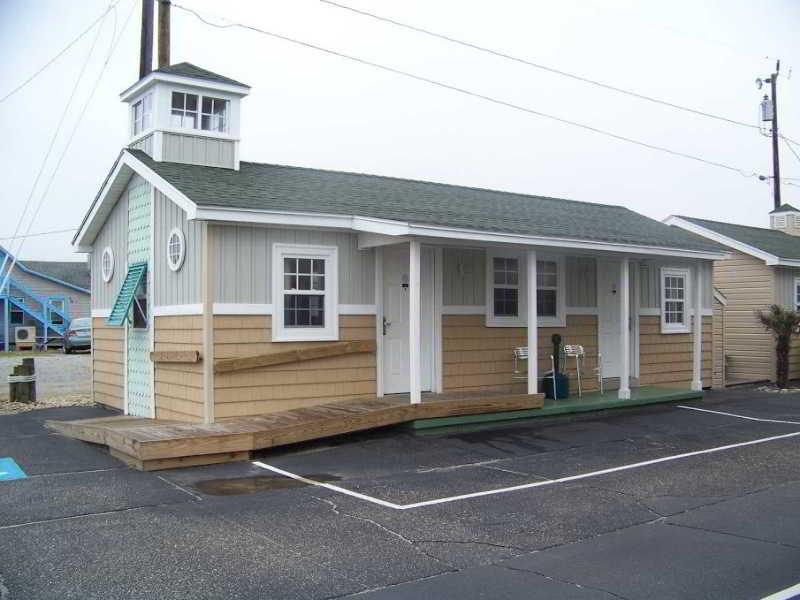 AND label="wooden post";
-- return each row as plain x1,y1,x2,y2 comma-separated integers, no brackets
618,258,631,400
692,264,703,391
9,358,35,403
201,222,215,423
157,0,171,69
527,249,538,394
139,0,154,79
409,240,422,404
